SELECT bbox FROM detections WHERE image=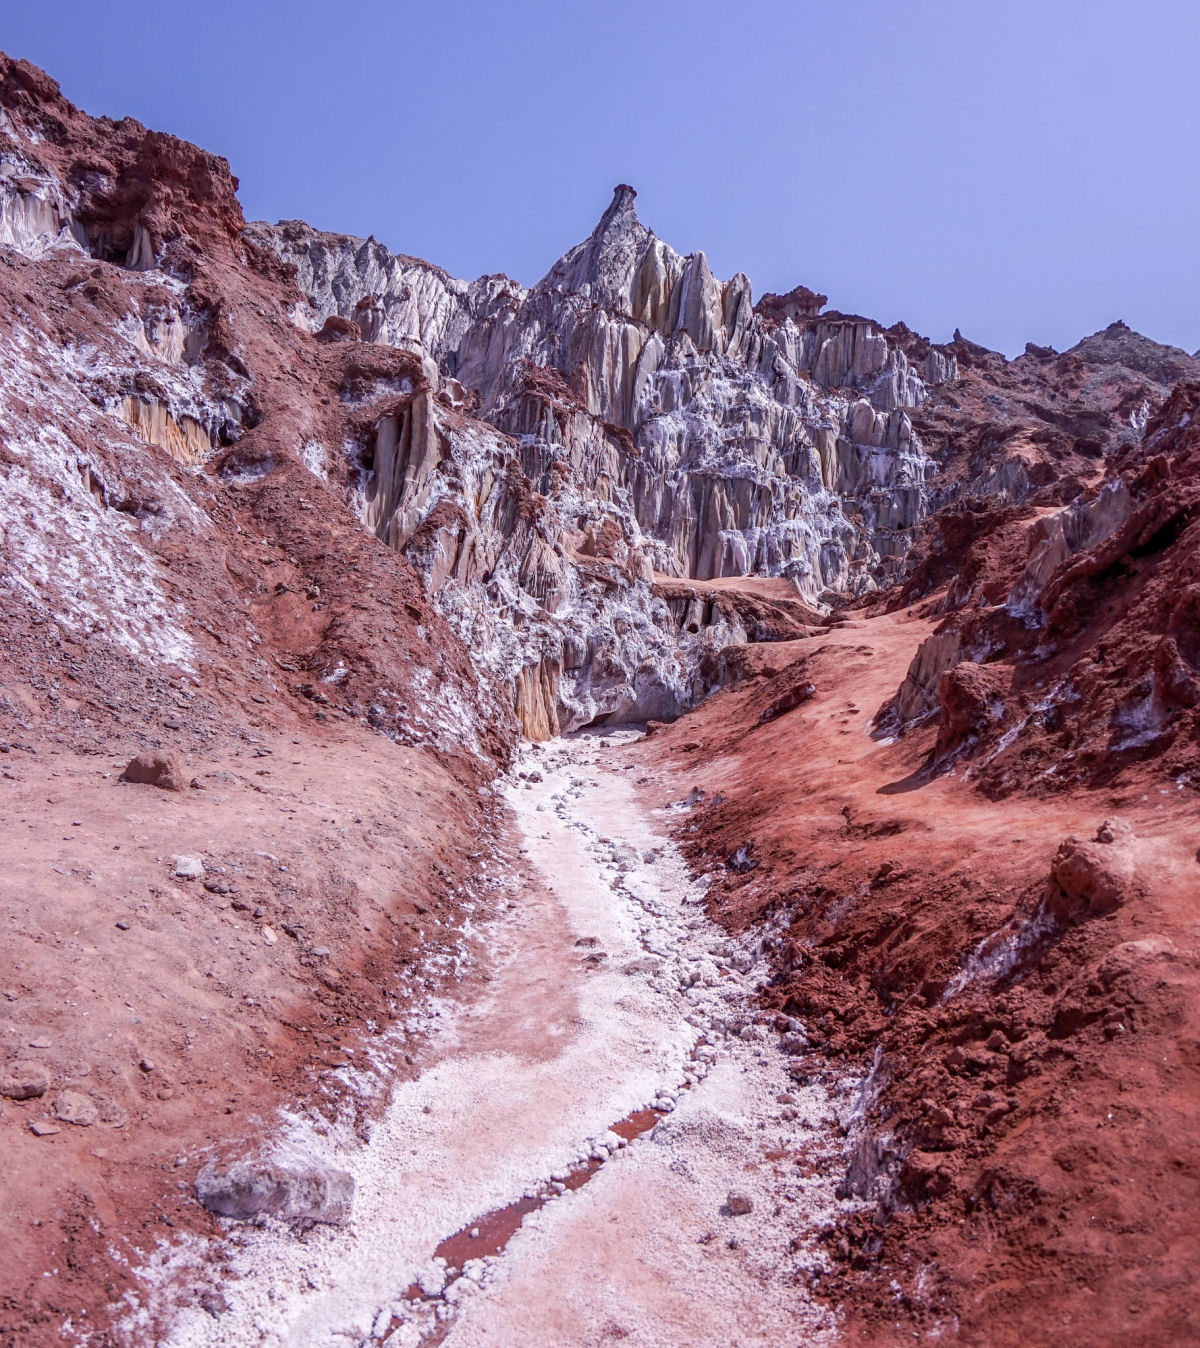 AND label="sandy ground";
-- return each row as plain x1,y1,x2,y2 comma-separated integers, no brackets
136,733,858,1347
